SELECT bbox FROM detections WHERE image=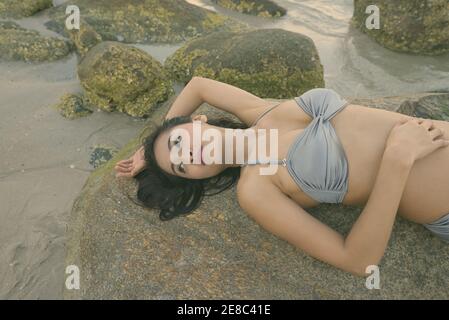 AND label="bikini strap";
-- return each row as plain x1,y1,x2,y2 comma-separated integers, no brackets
250,102,282,127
